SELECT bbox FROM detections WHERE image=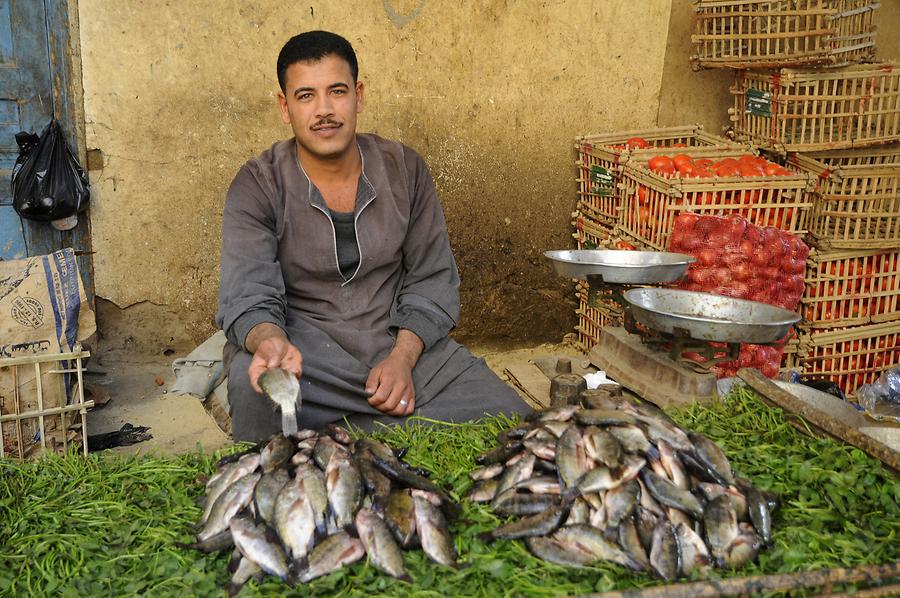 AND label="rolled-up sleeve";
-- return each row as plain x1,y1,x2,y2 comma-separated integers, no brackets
388,149,460,351
215,166,287,351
